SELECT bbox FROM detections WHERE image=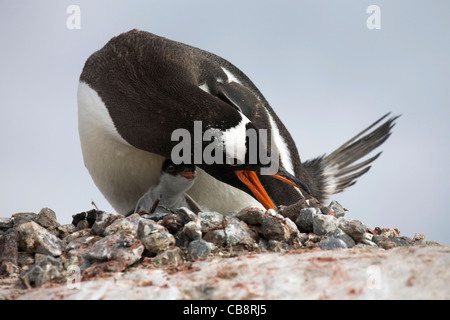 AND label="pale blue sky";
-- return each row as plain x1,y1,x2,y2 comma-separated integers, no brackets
1,1,449,245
